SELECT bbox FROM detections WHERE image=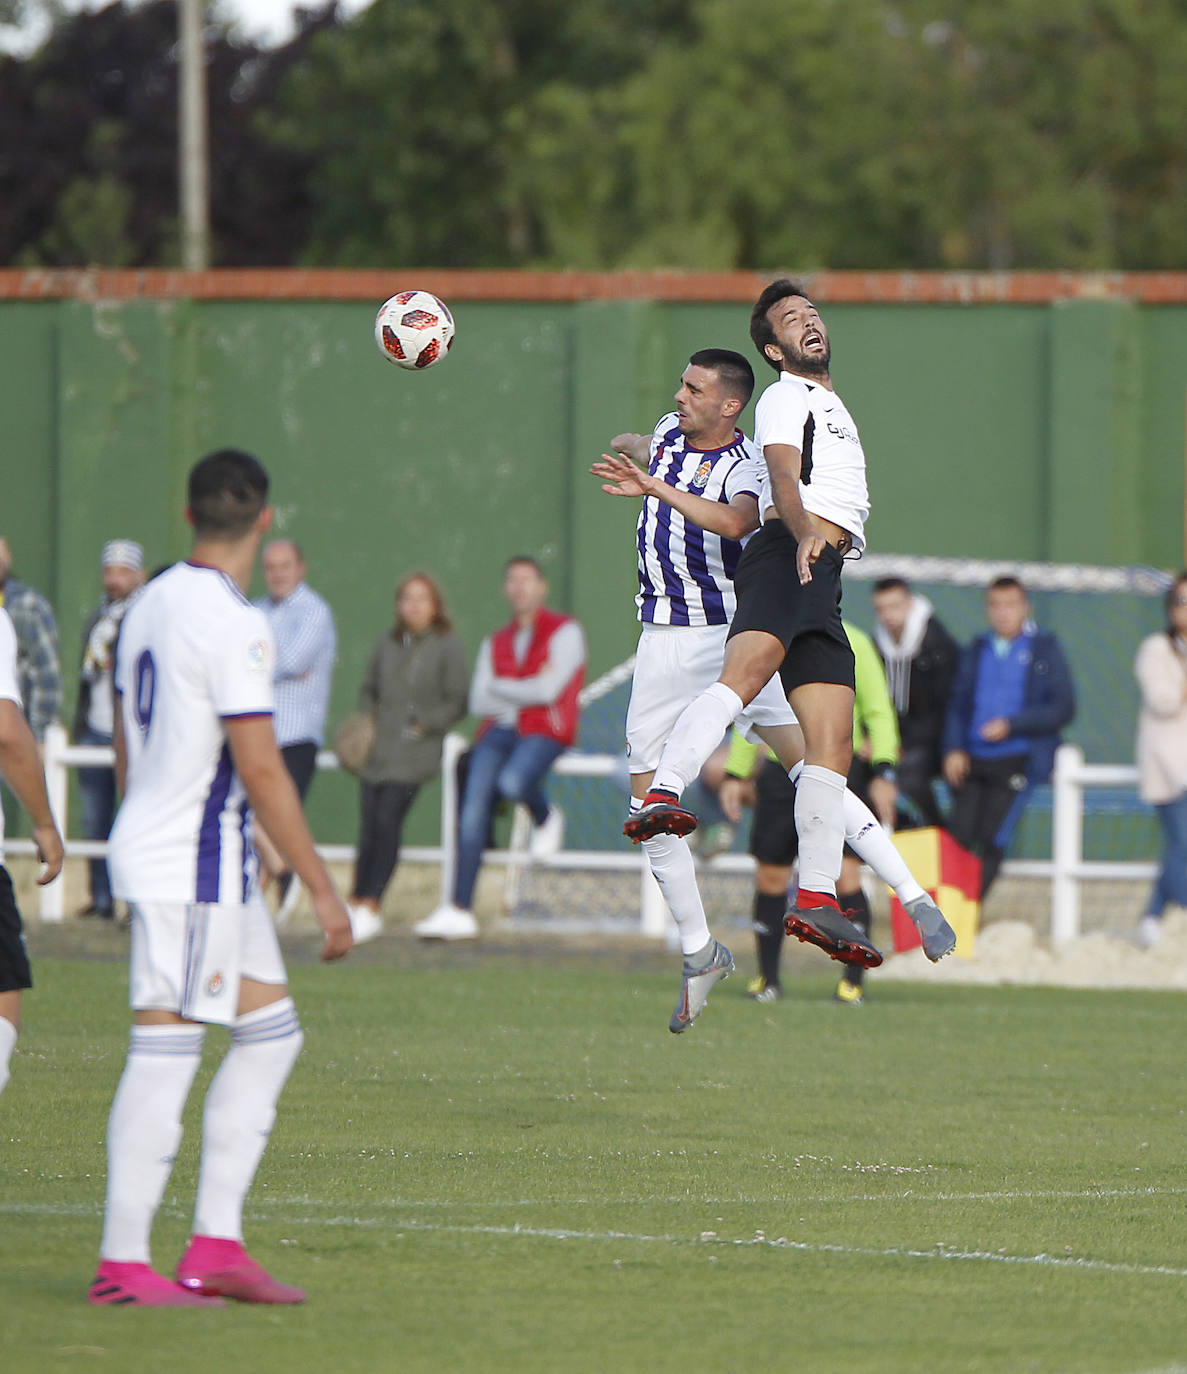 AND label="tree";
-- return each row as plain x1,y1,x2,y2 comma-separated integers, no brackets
0,0,338,267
